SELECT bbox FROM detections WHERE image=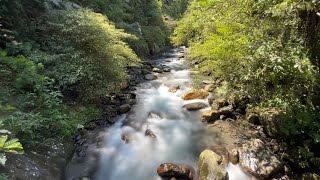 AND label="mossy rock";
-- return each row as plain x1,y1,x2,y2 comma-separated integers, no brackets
257,107,282,137
198,150,229,180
